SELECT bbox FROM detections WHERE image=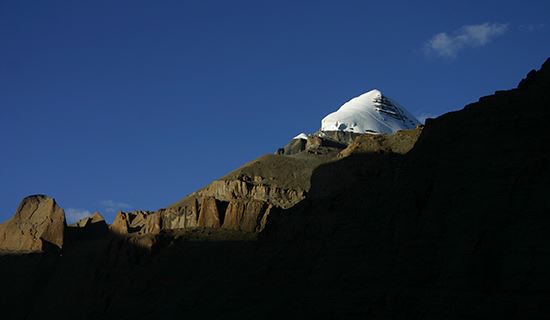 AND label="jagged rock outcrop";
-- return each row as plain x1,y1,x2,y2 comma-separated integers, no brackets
317,130,363,145
110,210,161,235
163,154,335,233
160,126,420,234
158,197,271,233
338,126,423,157
129,211,161,235
110,211,129,235
276,137,307,155
197,197,224,228
195,179,306,209
159,202,199,230
66,212,109,243
277,131,356,156
304,135,347,153
134,128,420,235
222,200,270,232
0,195,65,252
71,212,106,228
